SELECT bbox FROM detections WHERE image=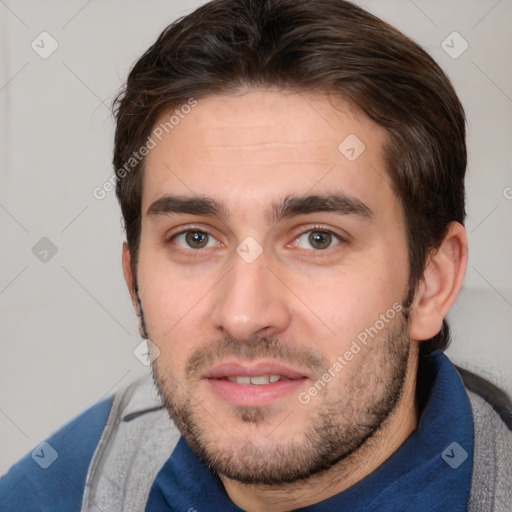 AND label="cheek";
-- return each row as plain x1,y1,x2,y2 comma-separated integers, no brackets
136,254,207,342
292,259,407,354
139,279,203,376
